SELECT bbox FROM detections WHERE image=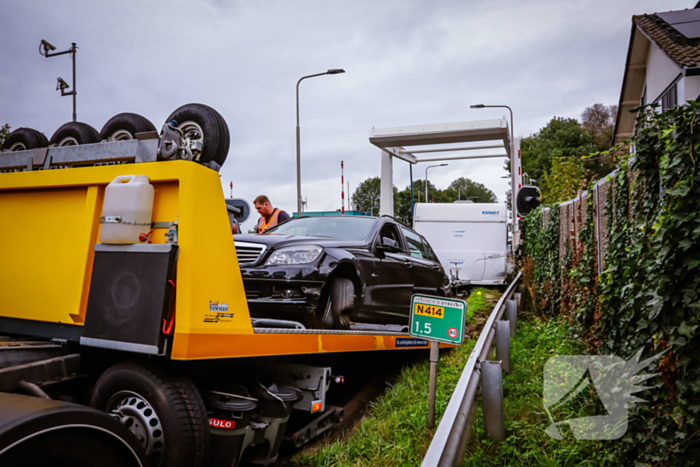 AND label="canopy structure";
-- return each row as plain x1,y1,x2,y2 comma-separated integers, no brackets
369,118,523,245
